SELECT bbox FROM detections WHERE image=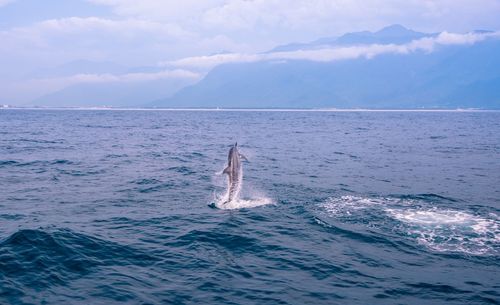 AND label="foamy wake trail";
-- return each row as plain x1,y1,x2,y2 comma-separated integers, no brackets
387,208,499,255
319,196,499,256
